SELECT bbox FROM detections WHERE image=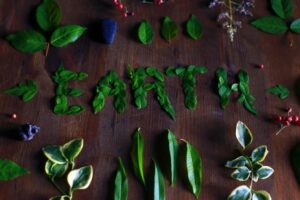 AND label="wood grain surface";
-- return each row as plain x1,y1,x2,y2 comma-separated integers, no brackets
1,0,300,199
